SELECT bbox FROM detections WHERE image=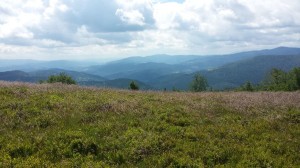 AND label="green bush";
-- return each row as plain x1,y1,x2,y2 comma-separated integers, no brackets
45,73,76,85
238,81,254,91
9,145,34,158
129,81,139,90
70,140,99,156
